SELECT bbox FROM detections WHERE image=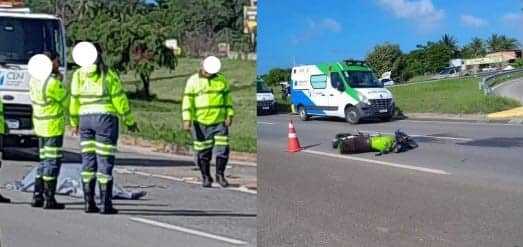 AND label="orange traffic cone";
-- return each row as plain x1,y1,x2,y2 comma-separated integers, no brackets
288,120,302,152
